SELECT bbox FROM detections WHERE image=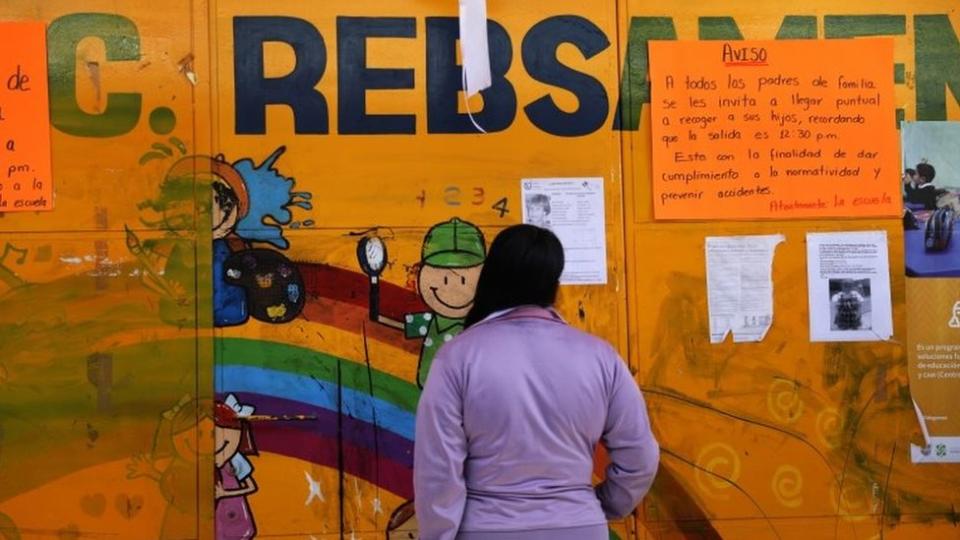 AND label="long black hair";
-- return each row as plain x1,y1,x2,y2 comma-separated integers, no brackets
464,224,564,327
